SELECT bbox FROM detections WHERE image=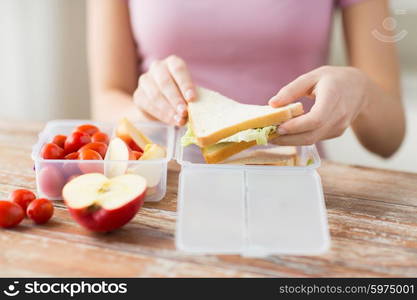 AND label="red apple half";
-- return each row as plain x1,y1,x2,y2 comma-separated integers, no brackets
63,173,147,232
